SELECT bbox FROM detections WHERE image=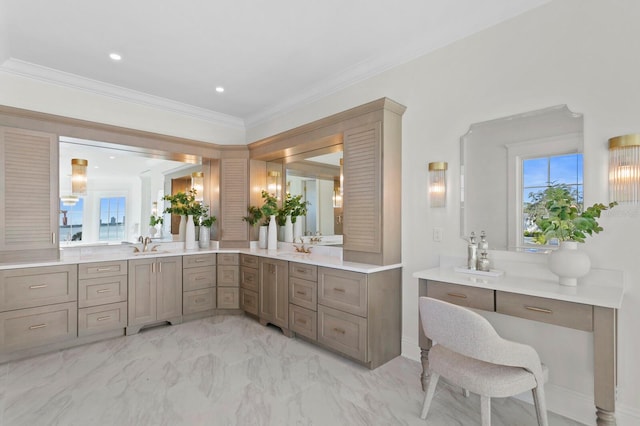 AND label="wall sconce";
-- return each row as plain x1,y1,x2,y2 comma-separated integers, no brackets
60,195,79,206
339,158,344,197
333,188,343,208
609,134,640,204
191,172,204,201
267,171,281,199
71,158,88,195
428,162,447,207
